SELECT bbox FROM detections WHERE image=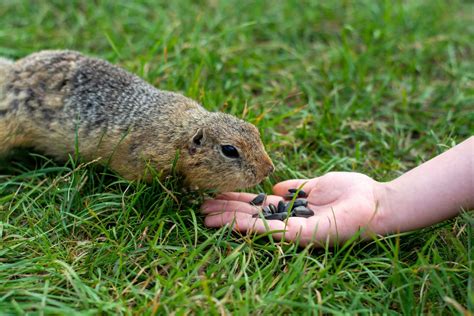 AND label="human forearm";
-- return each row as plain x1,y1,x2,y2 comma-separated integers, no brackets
375,137,473,234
